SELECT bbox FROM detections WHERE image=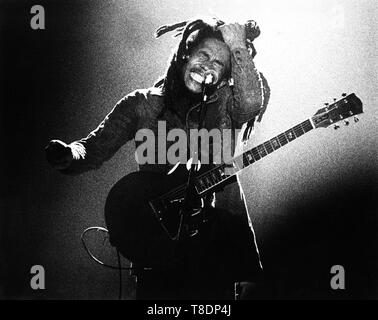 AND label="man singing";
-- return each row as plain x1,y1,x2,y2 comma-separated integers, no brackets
46,17,270,299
